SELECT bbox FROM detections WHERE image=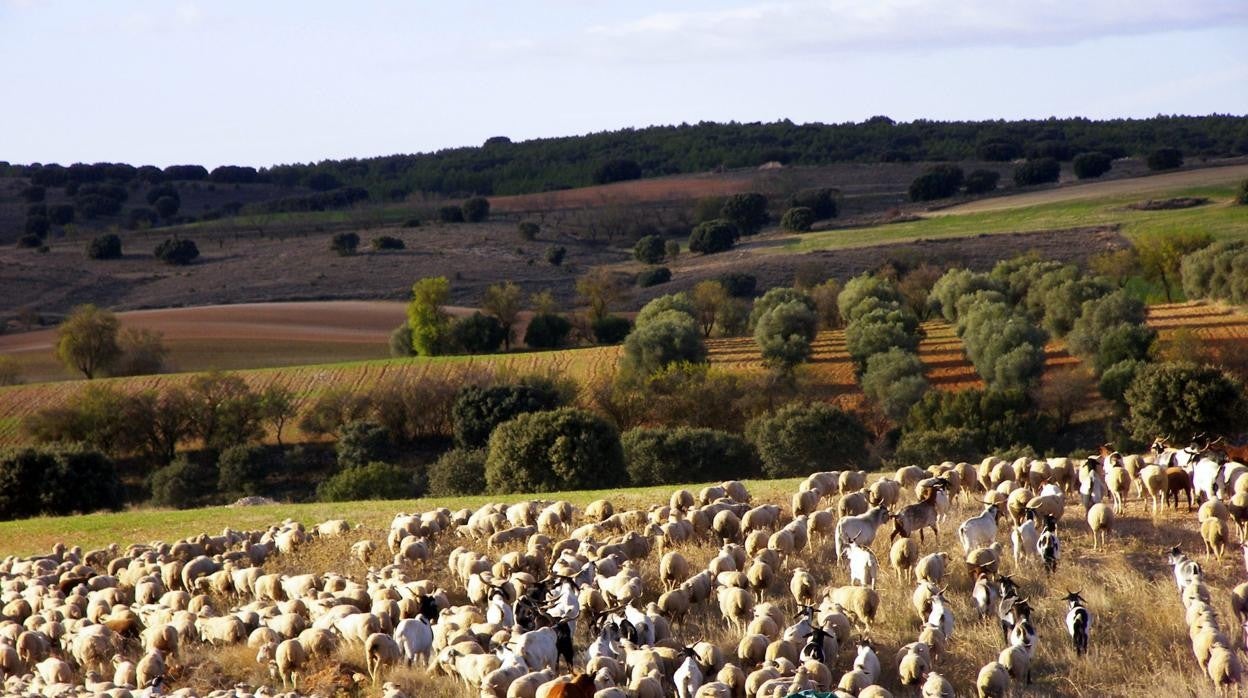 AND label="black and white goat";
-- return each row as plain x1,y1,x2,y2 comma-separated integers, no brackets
1038,514,1060,574
1063,591,1091,657
1167,545,1203,592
